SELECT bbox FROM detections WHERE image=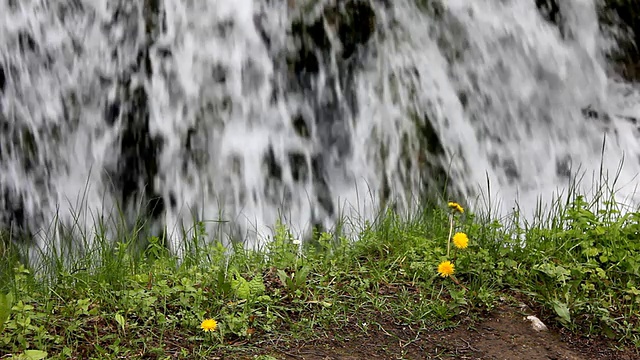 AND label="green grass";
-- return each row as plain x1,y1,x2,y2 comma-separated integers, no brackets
1,185,640,359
